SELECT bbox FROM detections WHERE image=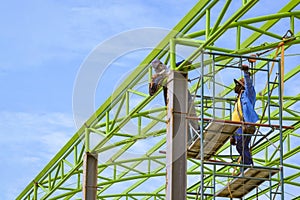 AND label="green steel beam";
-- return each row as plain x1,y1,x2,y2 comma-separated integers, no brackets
176,0,259,69
252,122,300,155
98,193,165,199
185,11,300,39
17,1,300,199
210,0,232,35
99,156,165,168
246,170,300,200
241,24,282,40
267,146,300,166
16,137,84,199
95,129,165,154
97,138,166,196
94,119,167,195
